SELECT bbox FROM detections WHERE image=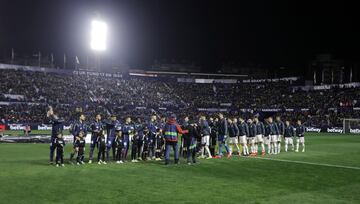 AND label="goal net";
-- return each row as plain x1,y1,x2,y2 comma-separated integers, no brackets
343,118,360,134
